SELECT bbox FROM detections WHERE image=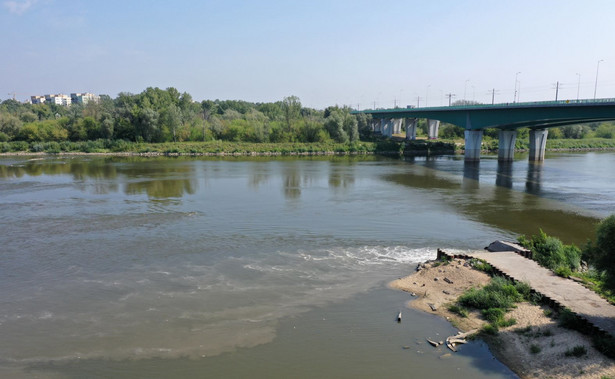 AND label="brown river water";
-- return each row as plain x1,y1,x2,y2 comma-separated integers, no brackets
0,151,612,378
